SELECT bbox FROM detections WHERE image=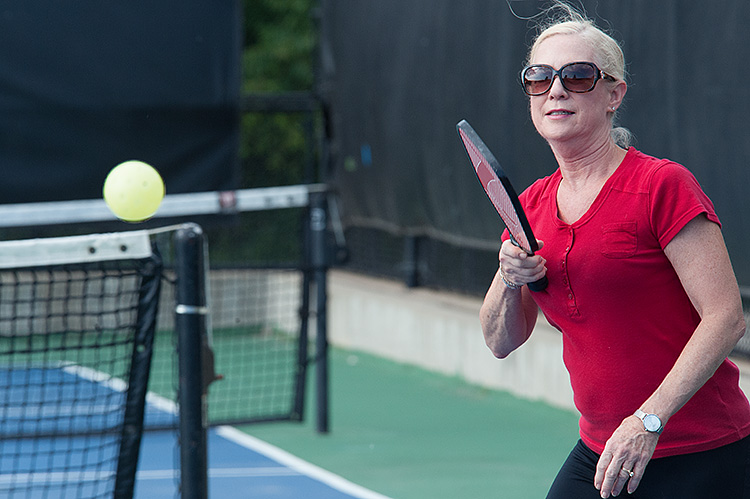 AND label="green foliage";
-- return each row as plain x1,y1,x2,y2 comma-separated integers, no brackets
243,0,316,93
240,0,317,189
204,208,304,265
207,1,317,267
240,113,310,188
